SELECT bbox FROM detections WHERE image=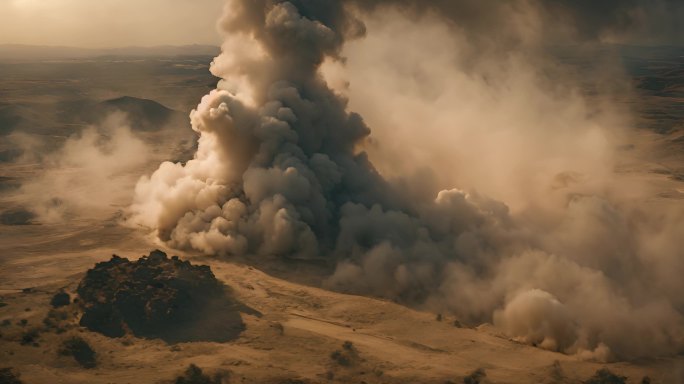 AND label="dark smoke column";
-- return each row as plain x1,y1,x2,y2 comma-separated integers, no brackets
131,0,400,259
